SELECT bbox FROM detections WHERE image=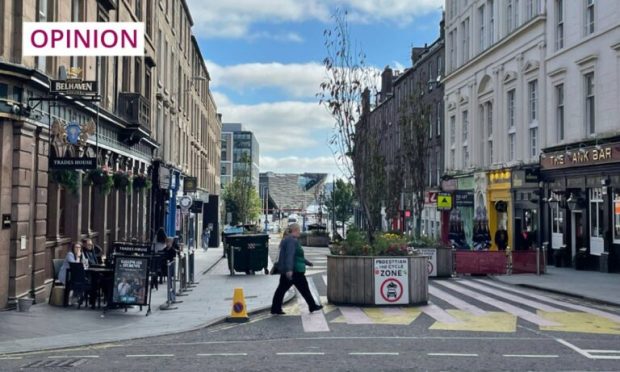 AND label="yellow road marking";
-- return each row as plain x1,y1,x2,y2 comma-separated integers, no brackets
538,311,620,335
429,310,516,333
